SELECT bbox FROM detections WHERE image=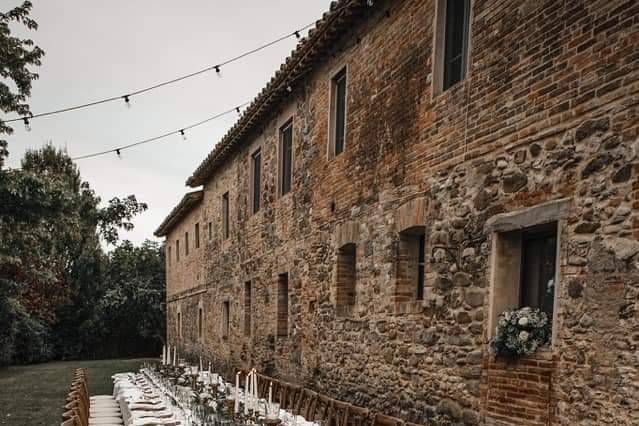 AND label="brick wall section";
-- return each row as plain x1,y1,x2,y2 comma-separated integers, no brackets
481,353,555,426
161,0,639,425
